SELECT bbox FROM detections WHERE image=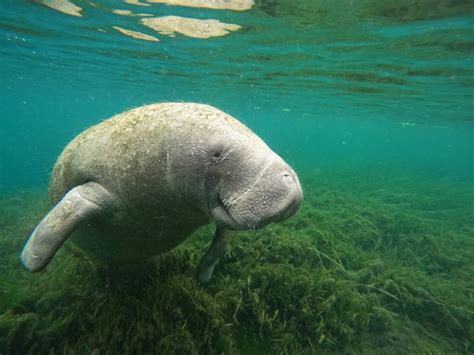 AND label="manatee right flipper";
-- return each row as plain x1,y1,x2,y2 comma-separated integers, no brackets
20,181,114,272
197,227,233,283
